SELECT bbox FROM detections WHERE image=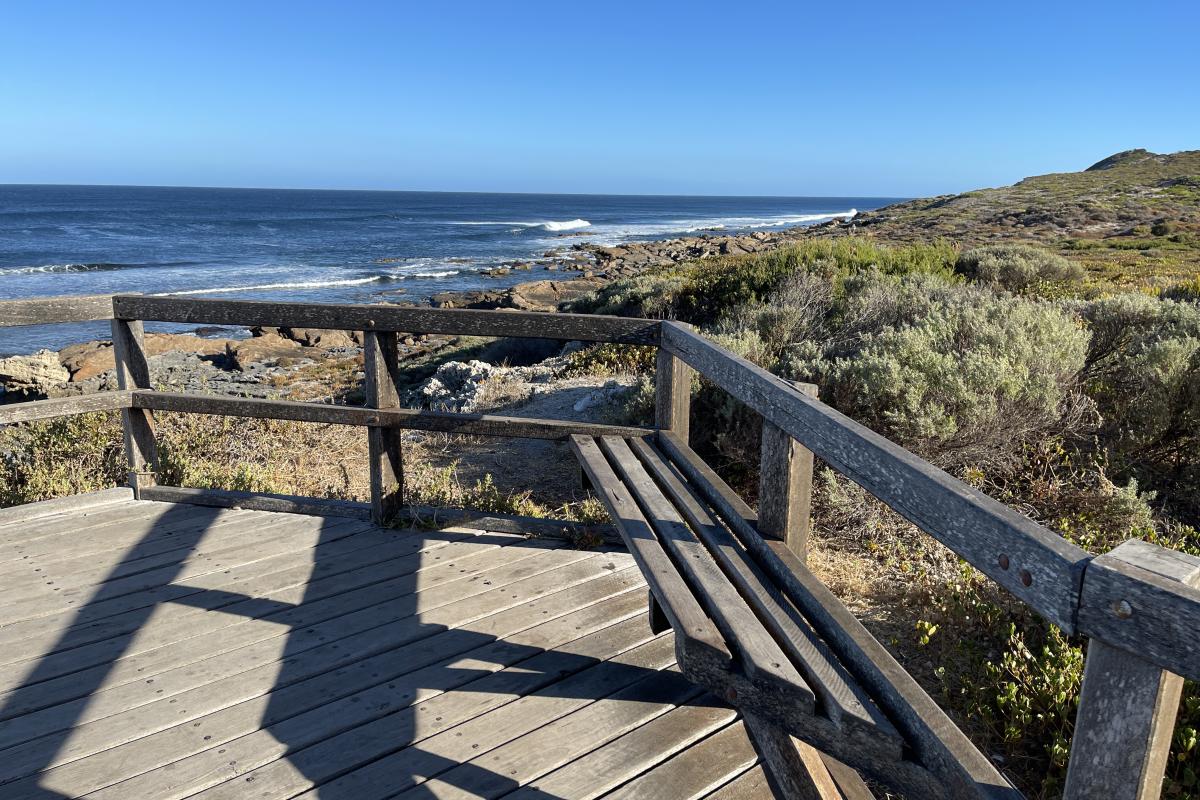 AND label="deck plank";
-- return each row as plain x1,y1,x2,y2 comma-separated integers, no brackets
601,721,761,800
0,497,755,800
